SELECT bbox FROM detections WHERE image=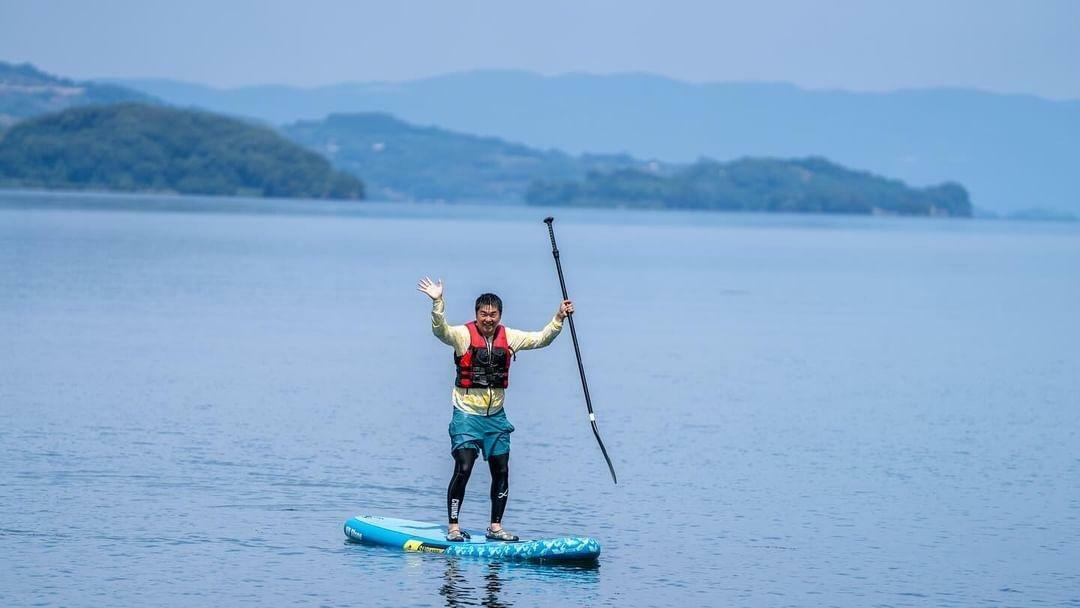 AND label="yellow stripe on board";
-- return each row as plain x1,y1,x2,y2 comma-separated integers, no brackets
403,539,445,554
